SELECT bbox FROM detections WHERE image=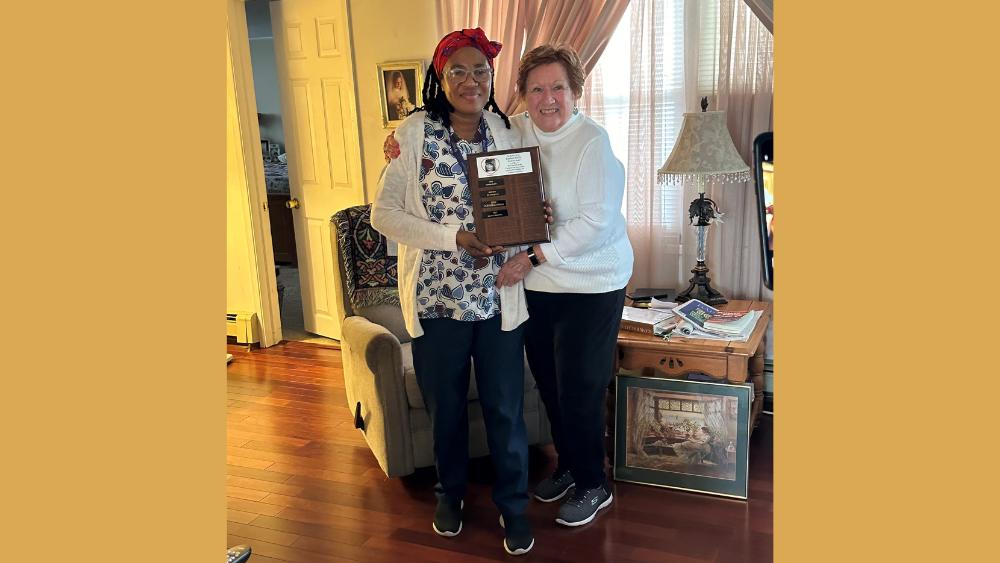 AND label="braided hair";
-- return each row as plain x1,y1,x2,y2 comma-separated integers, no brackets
412,66,511,130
